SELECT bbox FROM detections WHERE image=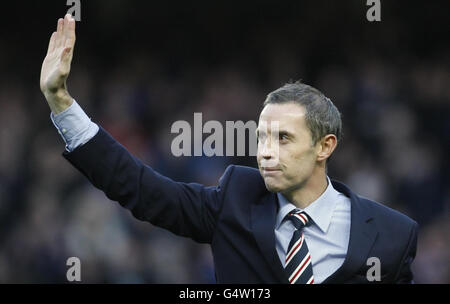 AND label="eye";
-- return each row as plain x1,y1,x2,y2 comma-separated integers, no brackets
279,133,289,141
